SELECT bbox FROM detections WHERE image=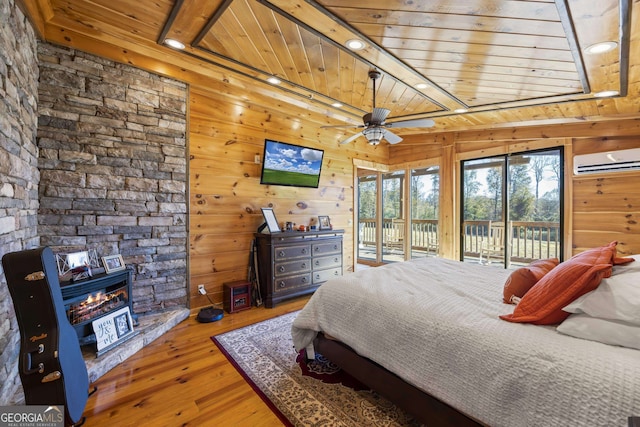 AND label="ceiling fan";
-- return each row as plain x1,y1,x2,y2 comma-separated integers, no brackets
323,70,435,145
